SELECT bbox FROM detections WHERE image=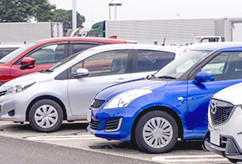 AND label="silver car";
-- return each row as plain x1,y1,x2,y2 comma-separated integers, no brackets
0,44,181,132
